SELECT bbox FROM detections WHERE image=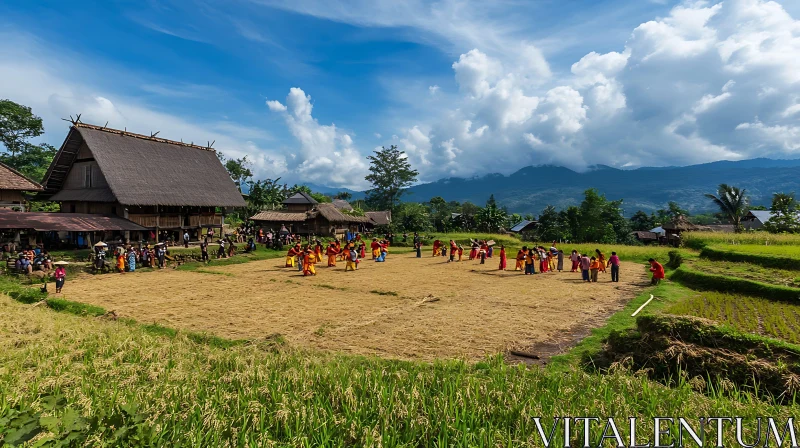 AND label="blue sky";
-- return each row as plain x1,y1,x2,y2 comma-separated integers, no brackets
1,0,799,189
